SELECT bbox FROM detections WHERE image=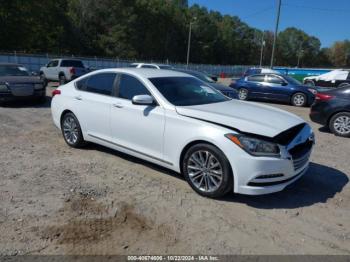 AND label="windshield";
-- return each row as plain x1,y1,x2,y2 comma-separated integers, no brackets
158,65,172,69
284,75,302,85
60,60,84,68
0,65,30,76
149,77,229,106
